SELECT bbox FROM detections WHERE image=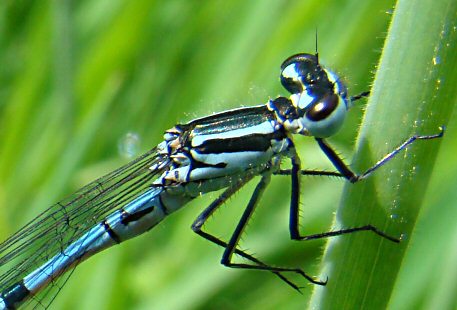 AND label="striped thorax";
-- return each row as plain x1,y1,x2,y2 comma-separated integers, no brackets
153,53,350,194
